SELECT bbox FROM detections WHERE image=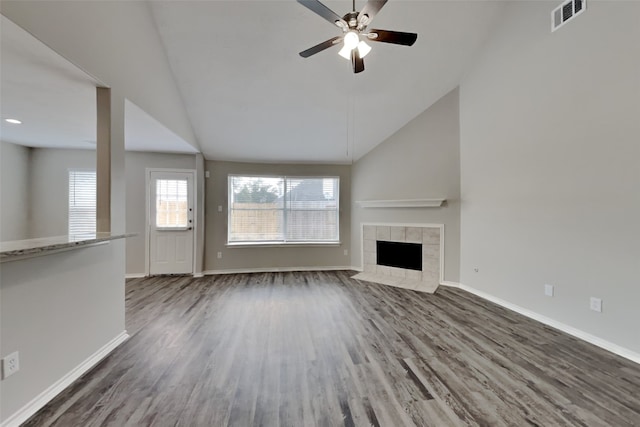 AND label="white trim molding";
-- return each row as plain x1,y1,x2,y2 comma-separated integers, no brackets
125,273,146,279
439,281,461,288
449,283,640,366
1,331,129,427
145,168,198,277
203,266,353,275
356,198,445,208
